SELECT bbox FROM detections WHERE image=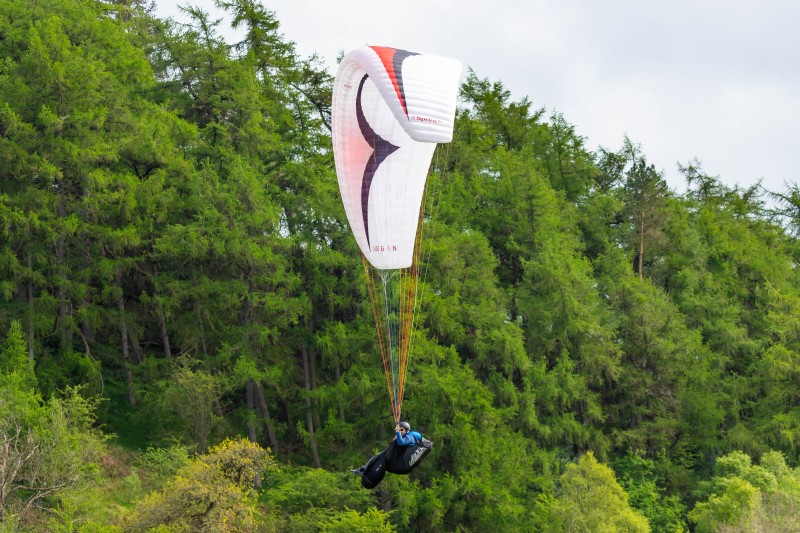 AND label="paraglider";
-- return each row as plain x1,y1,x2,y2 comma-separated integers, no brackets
349,421,432,489
331,45,460,486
